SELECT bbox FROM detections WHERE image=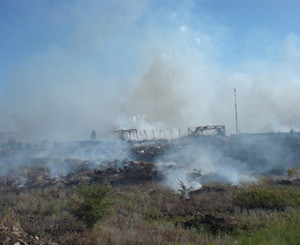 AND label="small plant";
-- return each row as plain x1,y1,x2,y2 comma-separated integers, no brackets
69,183,113,228
287,166,299,180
